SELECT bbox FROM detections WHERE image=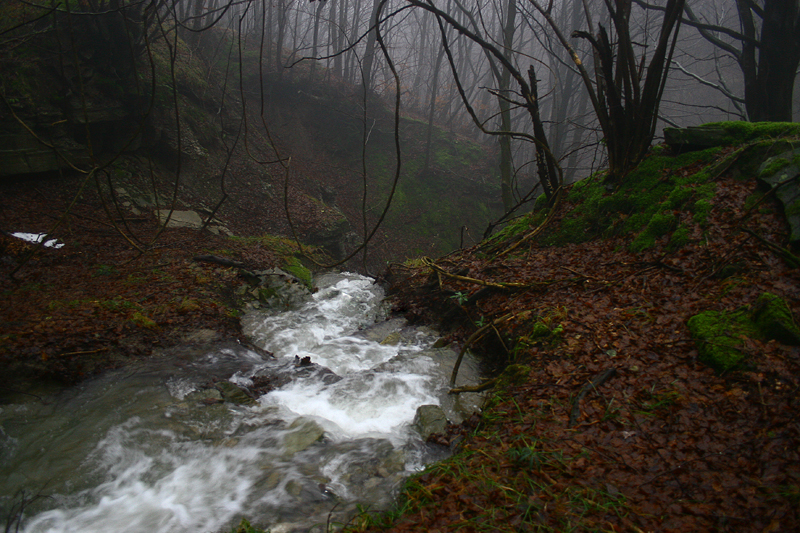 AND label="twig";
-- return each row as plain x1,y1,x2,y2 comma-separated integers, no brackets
58,348,109,357
193,255,248,269
742,228,800,268
450,313,514,386
421,257,539,290
449,378,497,394
568,368,617,427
